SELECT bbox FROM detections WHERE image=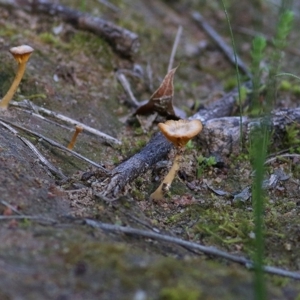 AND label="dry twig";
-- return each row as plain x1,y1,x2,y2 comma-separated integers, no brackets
10,100,121,146
265,153,300,165
0,0,139,58
13,108,73,131
0,118,109,174
168,25,182,72
85,219,300,280
97,0,120,13
19,136,67,179
0,215,57,224
192,11,251,78
0,120,67,179
0,200,22,215
116,72,140,108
